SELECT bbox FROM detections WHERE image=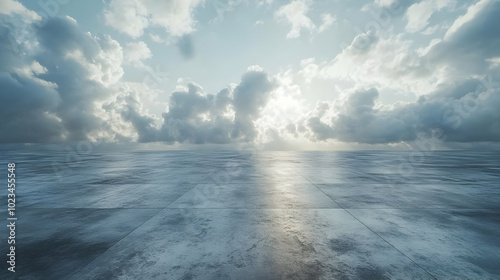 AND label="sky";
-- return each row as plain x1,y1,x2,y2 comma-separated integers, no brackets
0,0,499,150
